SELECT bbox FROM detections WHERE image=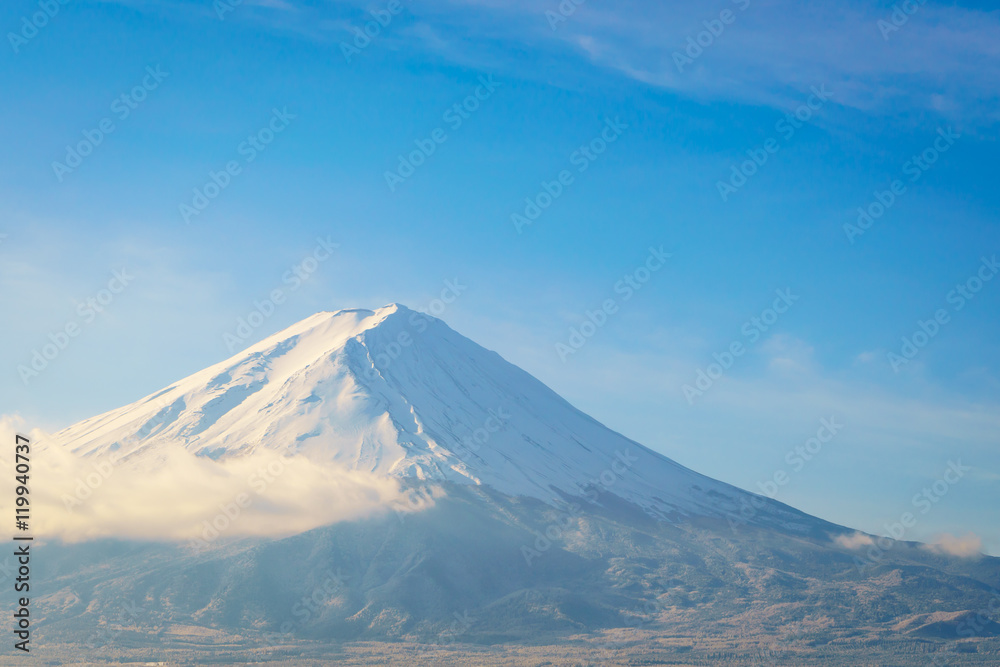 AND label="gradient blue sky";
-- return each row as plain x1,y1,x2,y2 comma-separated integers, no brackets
2,0,998,554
